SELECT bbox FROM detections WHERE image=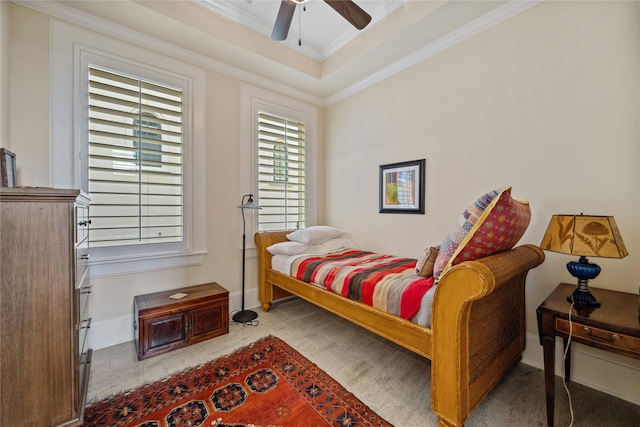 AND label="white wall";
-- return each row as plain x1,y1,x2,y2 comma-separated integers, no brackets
324,0,640,404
